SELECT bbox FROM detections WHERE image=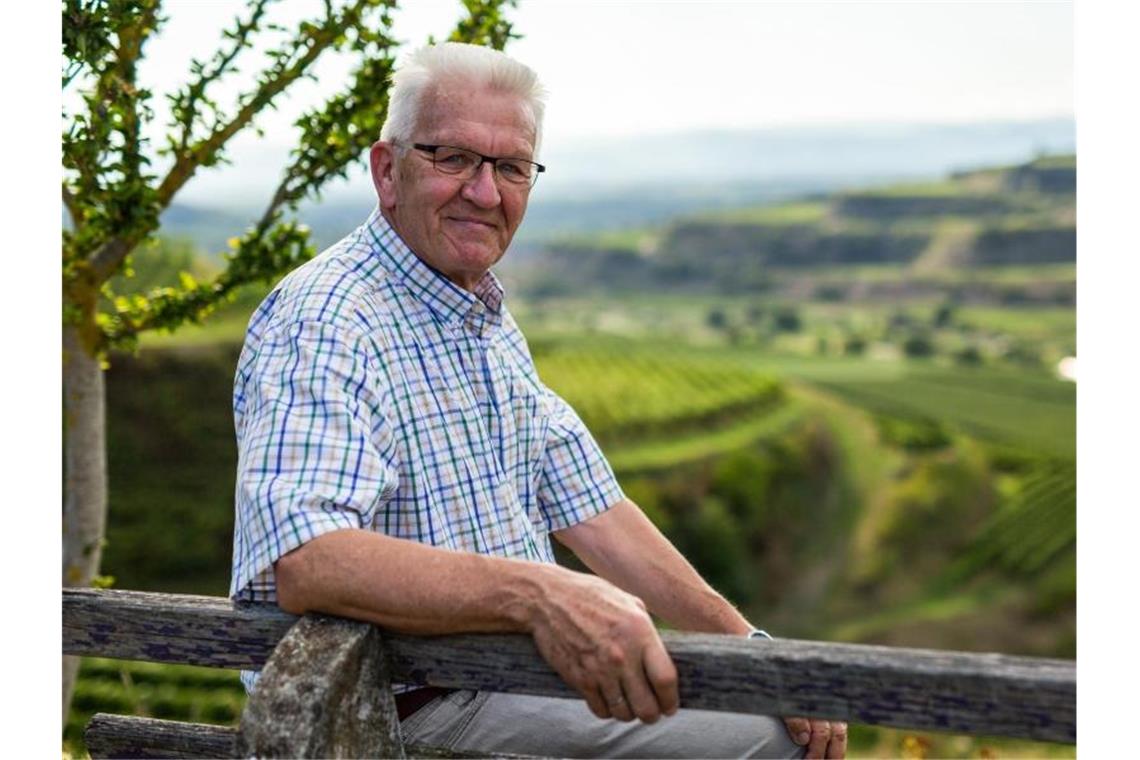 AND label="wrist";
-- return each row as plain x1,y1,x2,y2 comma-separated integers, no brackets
500,559,564,633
